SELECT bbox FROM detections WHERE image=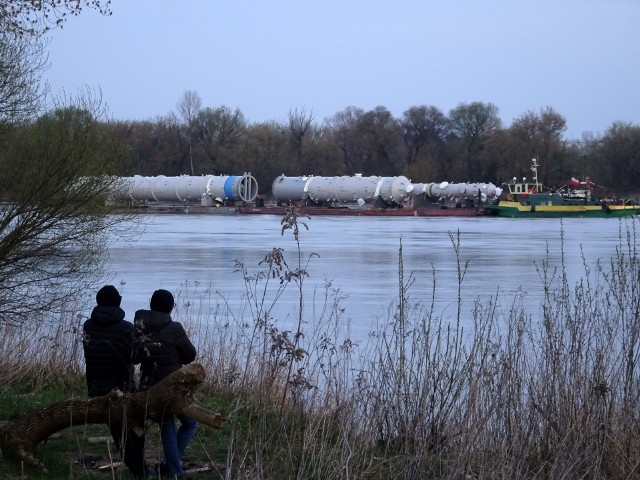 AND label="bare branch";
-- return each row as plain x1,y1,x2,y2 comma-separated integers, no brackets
0,1,112,38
